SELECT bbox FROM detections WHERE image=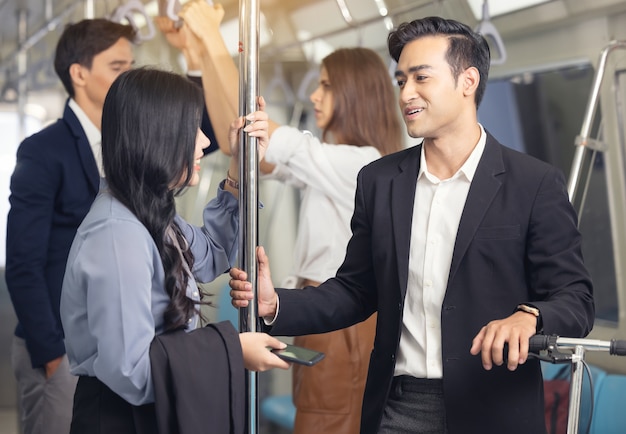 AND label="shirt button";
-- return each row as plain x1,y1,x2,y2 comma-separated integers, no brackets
192,291,199,297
